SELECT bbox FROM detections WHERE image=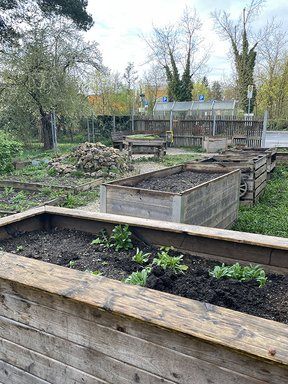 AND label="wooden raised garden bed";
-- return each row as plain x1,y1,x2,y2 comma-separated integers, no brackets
199,152,268,205
228,147,277,175
0,206,288,383
0,177,102,193
100,163,241,228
